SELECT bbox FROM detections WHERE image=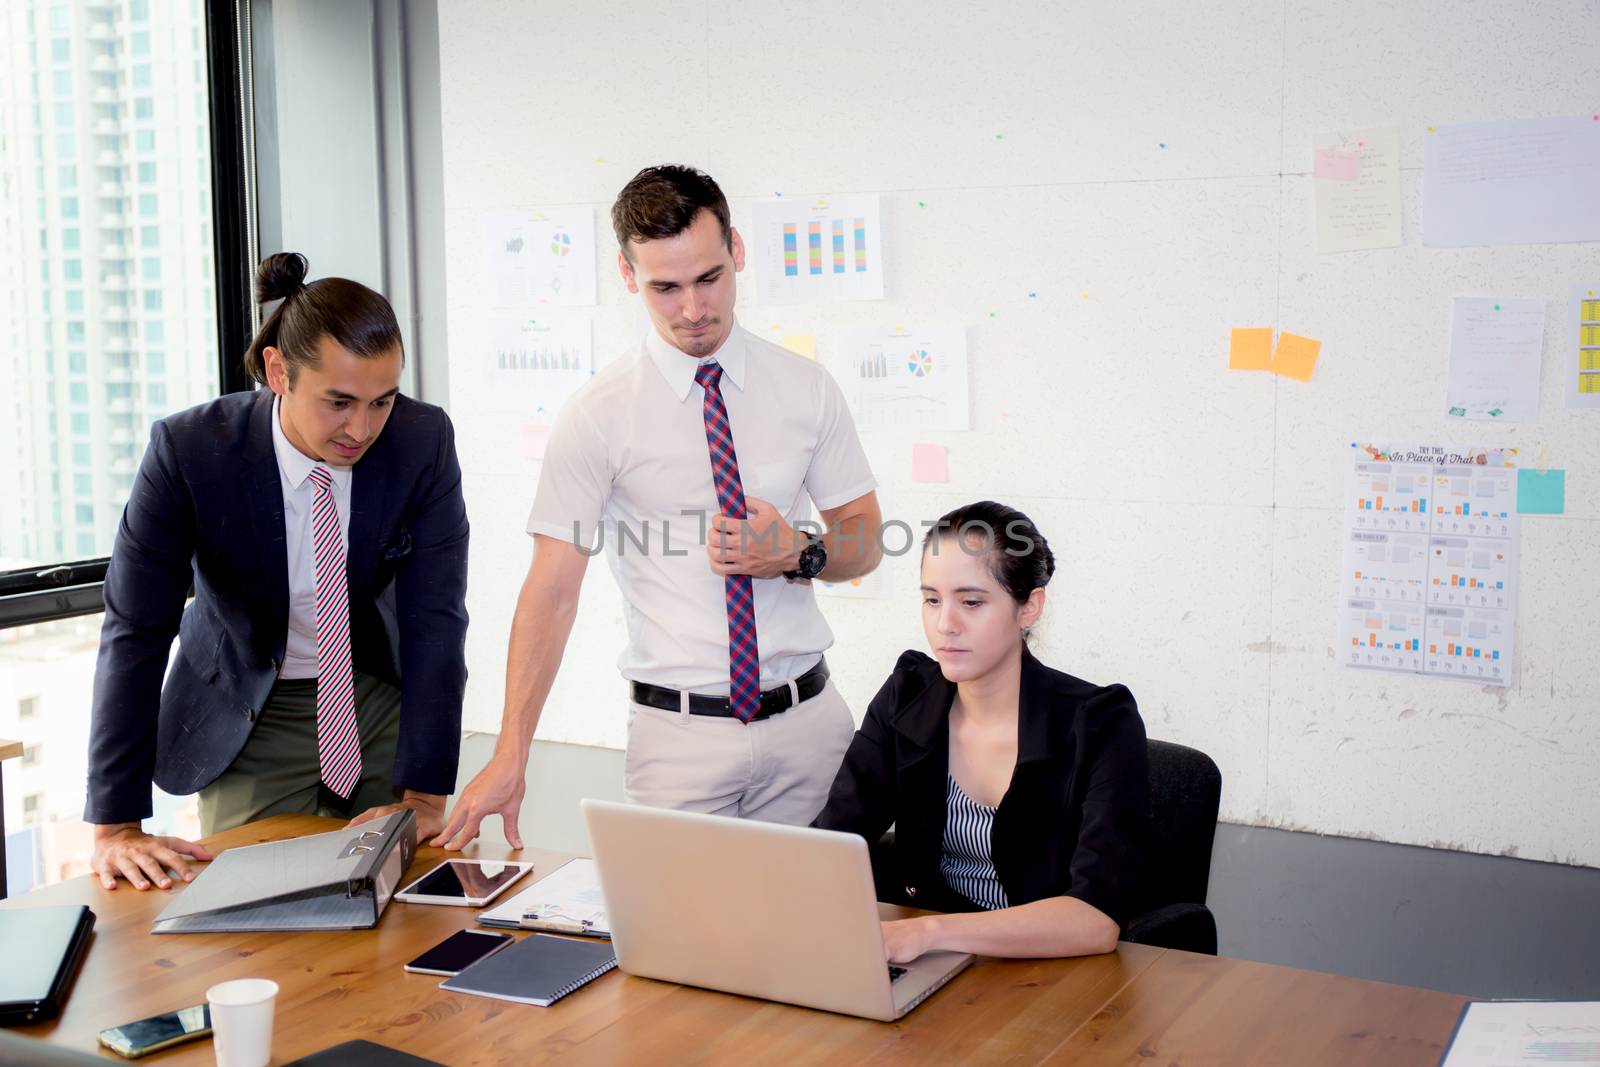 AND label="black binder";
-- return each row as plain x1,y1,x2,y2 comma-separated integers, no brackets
0,904,95,1026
